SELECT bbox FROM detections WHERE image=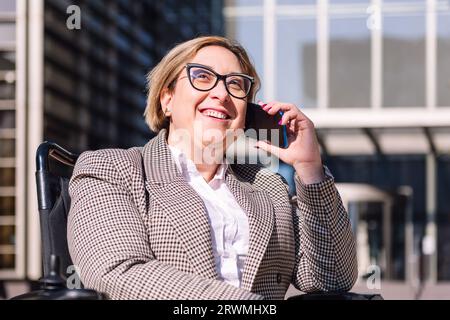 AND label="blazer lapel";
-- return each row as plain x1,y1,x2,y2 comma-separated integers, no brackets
142,129,218,280
141,130,275,289
226,166,274,292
